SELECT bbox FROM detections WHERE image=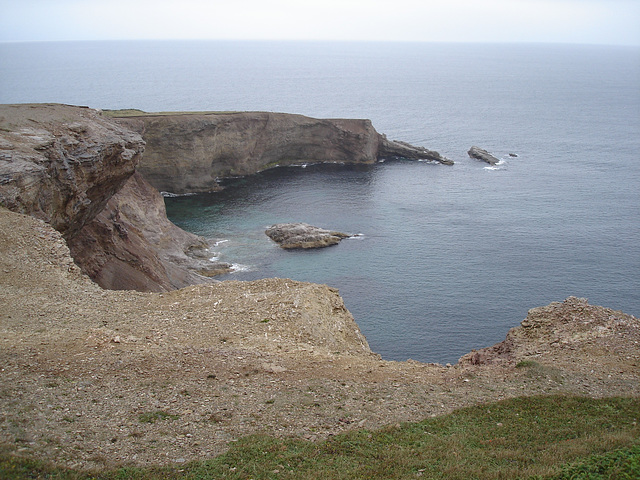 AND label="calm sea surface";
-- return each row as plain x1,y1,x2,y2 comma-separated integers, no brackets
1,41,639,363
